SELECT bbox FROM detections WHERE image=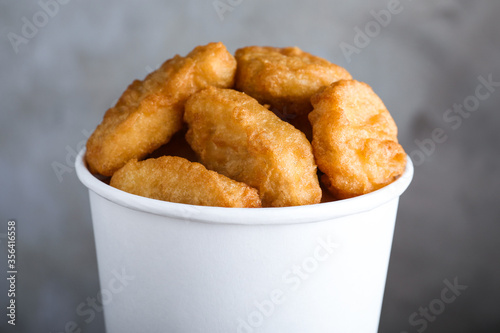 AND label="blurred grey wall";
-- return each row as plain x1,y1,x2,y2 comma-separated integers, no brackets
1,0,499,332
